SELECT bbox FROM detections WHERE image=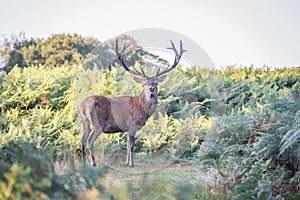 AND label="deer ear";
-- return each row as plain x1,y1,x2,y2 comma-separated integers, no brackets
157,75,167,83
133,77,144,83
